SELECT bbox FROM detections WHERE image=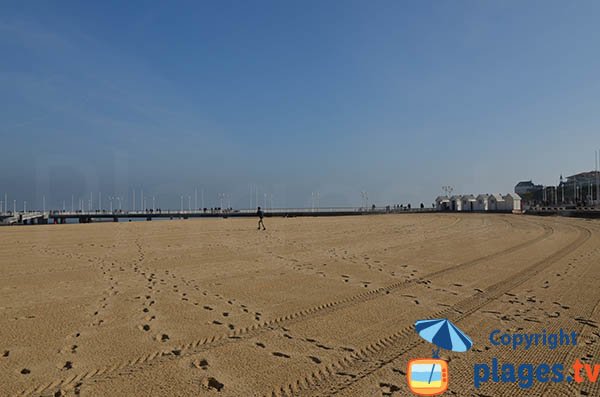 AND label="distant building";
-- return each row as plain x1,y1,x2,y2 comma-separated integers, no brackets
435,196,451,211
516,171,600,206
515,180,543,197
450,195,463,211
436,193,519,212
565,171,600,185
503,194,522,212
488,194,505,211
561,171,600,204
474,194,490,211
461,194,476,212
